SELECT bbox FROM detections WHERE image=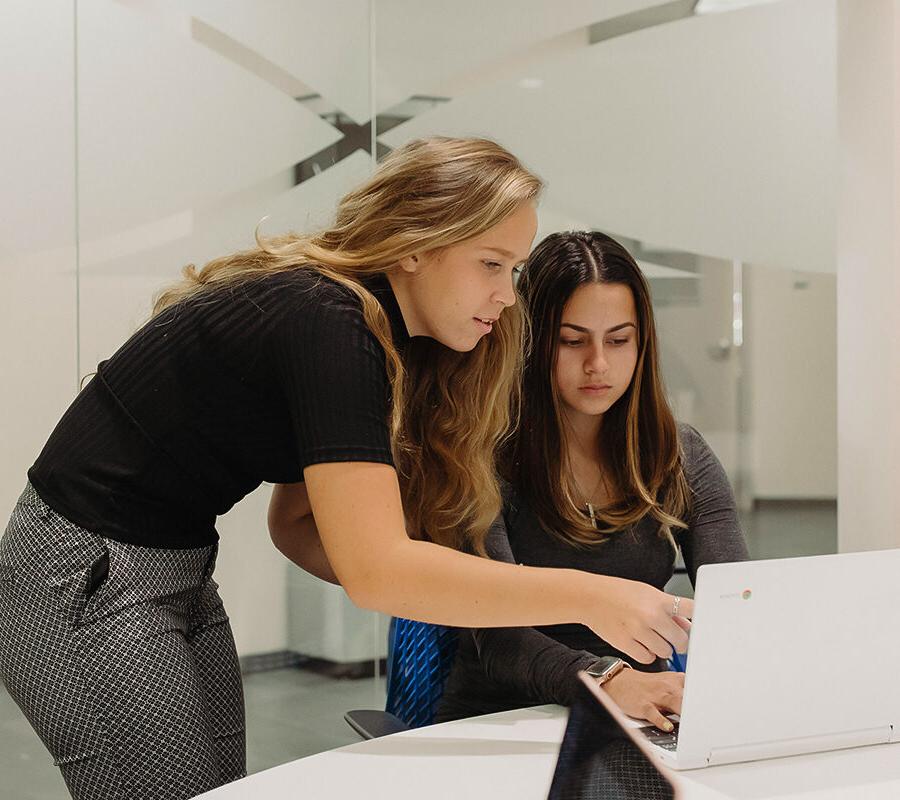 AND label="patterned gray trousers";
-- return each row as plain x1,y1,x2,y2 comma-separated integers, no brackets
0,484,246,799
